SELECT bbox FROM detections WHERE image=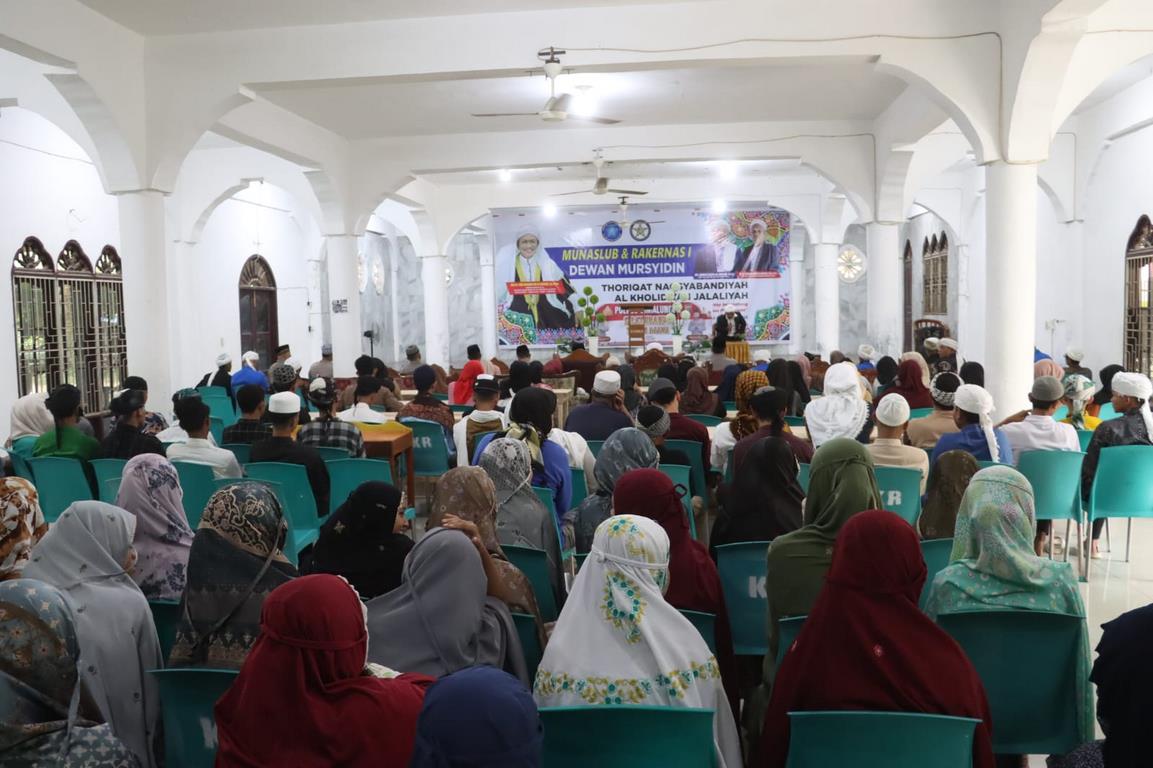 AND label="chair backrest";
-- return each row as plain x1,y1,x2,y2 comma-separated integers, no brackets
1098,401,1118,420
679,609,717,653
975,460,1001,470
171,461,219,530
570,467,589,507
90,458,128,502
873,466,923,526
102,477,122,502
313,446,350,462
657,464,696,538
512,612,542,679
918,538,954,610
220,443,251,465
786,711,979,768
1075,429,1093,452
532,486,555,515
797,462,811,493
665,439,707,502
502,544,558,622
151,668,238,768
209,416,224,445
1017,450,1084,522
937,609,1084,755
784,415,805,428
449,403,472,414
196,386,228,398
539,706,715,768
723,400,736,412
27,457,93,522
687,413,724,427
908,408,934,420
1052,404,1069,421
148,599,181,660
244,463,321,556
1088,444,1153,521
776,615,805,667
9,451,35,481
714,541,772,654
201,395,236,426
403,419,452,475
326,458,393,516
586,440,605,458
9,435,38,459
